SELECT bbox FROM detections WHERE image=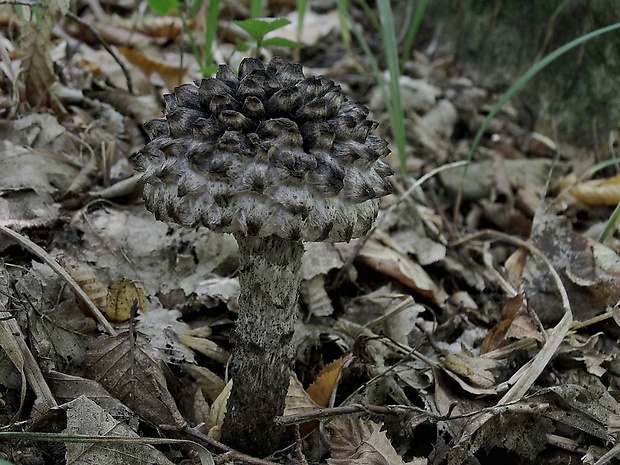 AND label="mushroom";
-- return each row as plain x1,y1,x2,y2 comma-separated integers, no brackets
130,57,393,455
